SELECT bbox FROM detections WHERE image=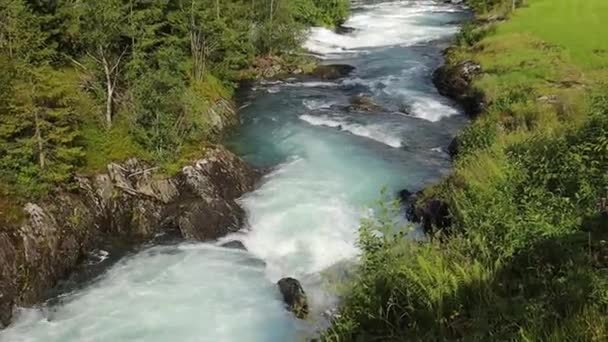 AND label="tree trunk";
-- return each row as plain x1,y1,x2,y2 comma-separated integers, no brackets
270,0,274,22
101,52,114,128
106,82,113,128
